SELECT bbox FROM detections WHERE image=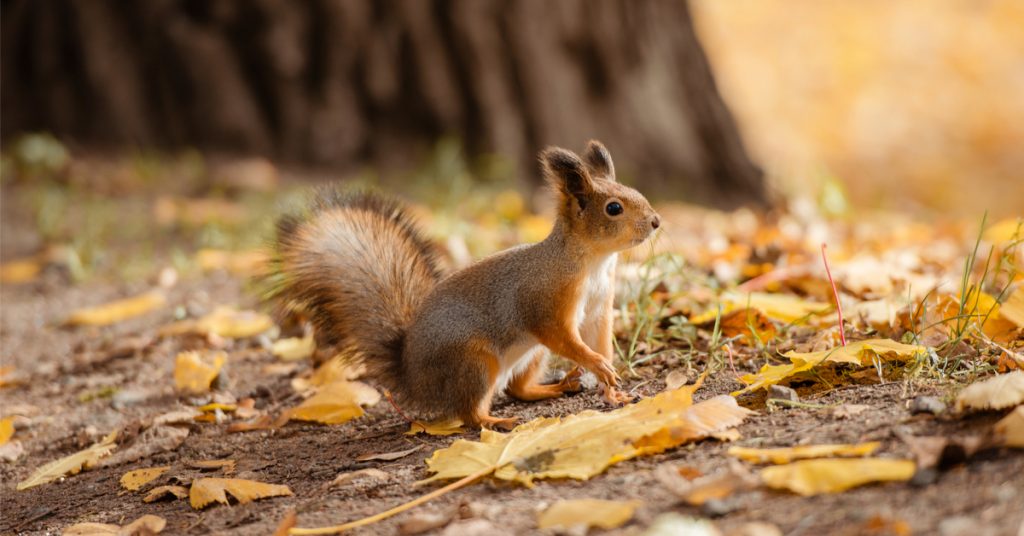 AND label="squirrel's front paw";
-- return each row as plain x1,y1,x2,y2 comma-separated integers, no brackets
587,359,620,388
556,367,585,394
